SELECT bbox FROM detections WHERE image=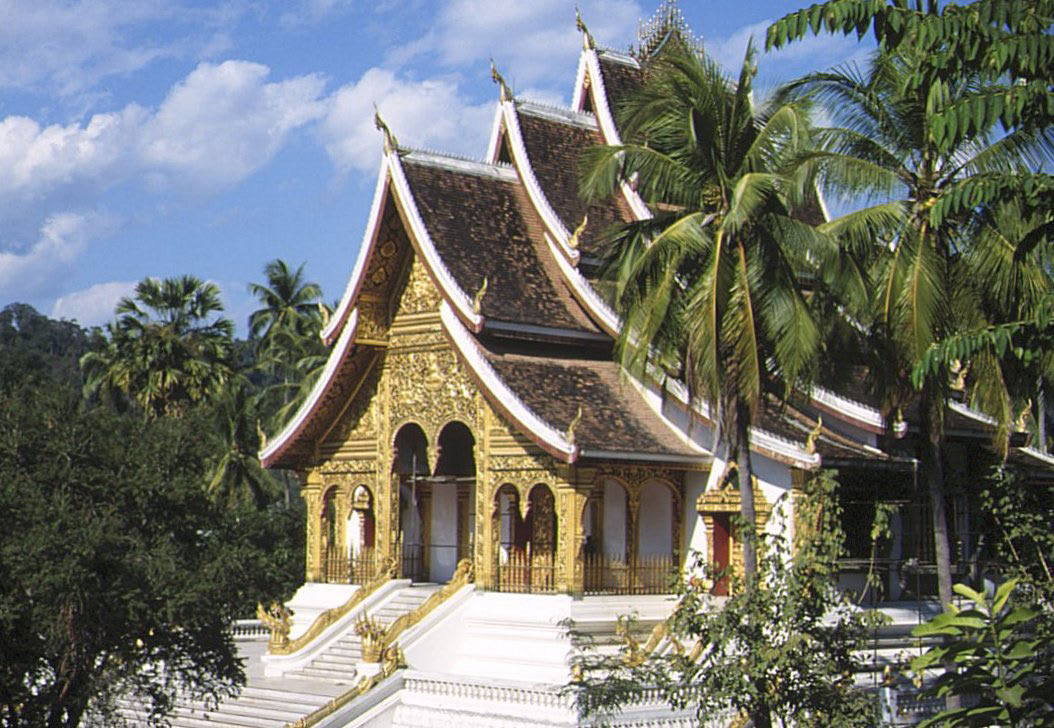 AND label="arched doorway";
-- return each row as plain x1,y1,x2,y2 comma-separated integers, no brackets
394,423,428,581
321,486,344,582
494,484,557,593
636,480,675,593
428,421,476,582
347,485,378,582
